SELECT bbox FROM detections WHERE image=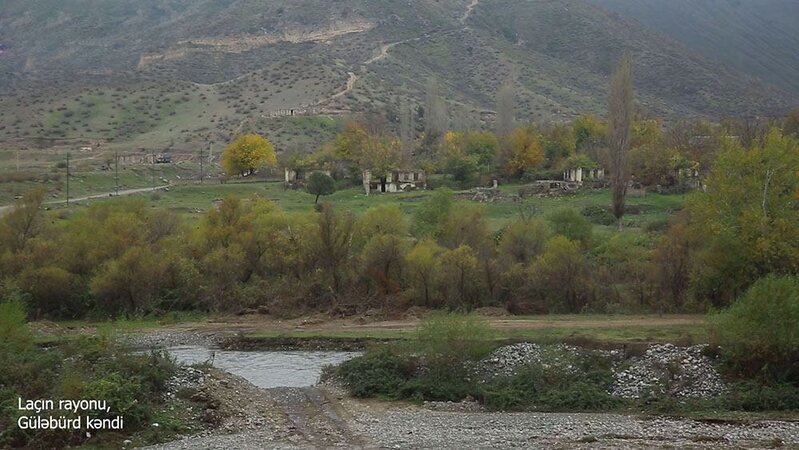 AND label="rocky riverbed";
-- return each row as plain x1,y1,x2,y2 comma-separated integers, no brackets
143,366,799,449
474,342,728,400
138,339,799,449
